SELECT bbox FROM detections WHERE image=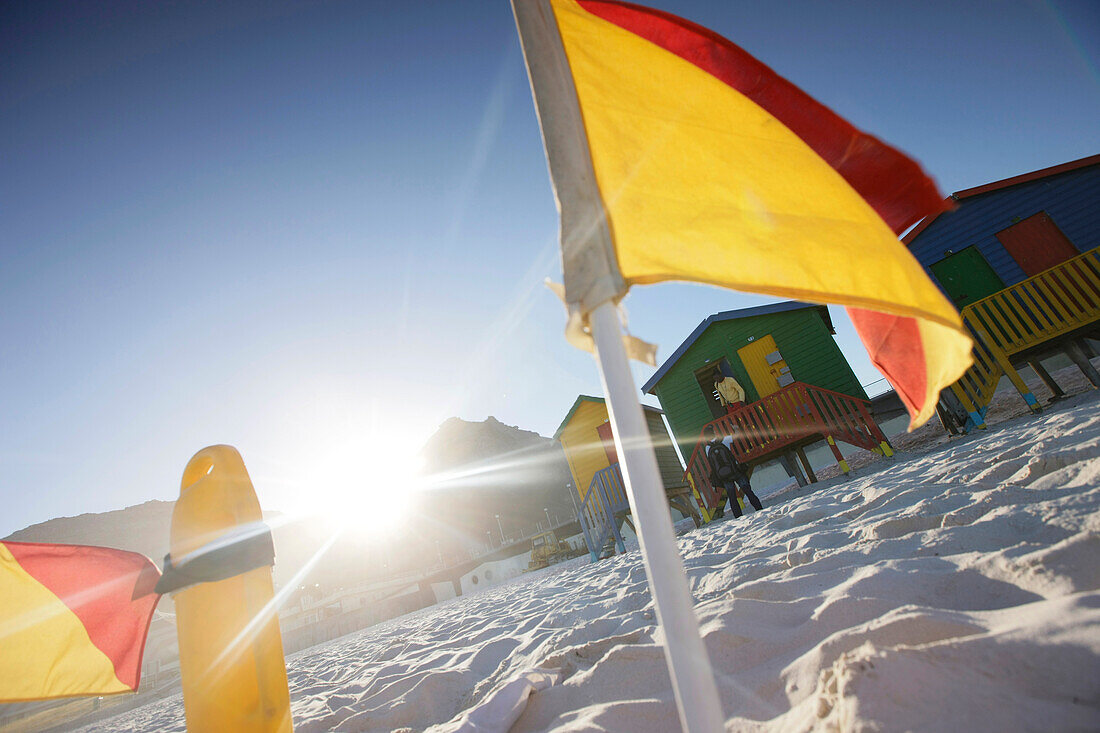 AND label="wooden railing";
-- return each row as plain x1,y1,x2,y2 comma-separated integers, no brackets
683,382,889,515
945,247,1100,429
578,463,629,561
